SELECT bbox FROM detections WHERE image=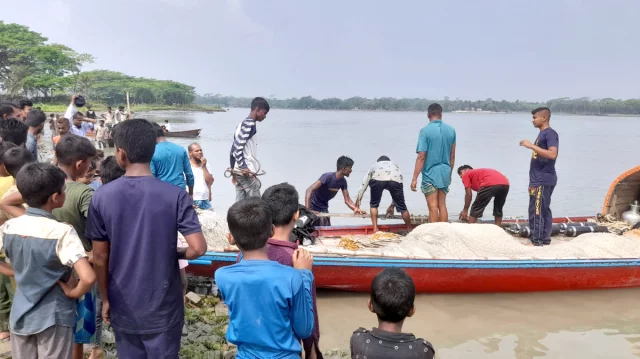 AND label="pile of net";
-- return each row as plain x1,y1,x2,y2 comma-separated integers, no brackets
338,232,403,251
375,222,640,259
179,209,229,251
